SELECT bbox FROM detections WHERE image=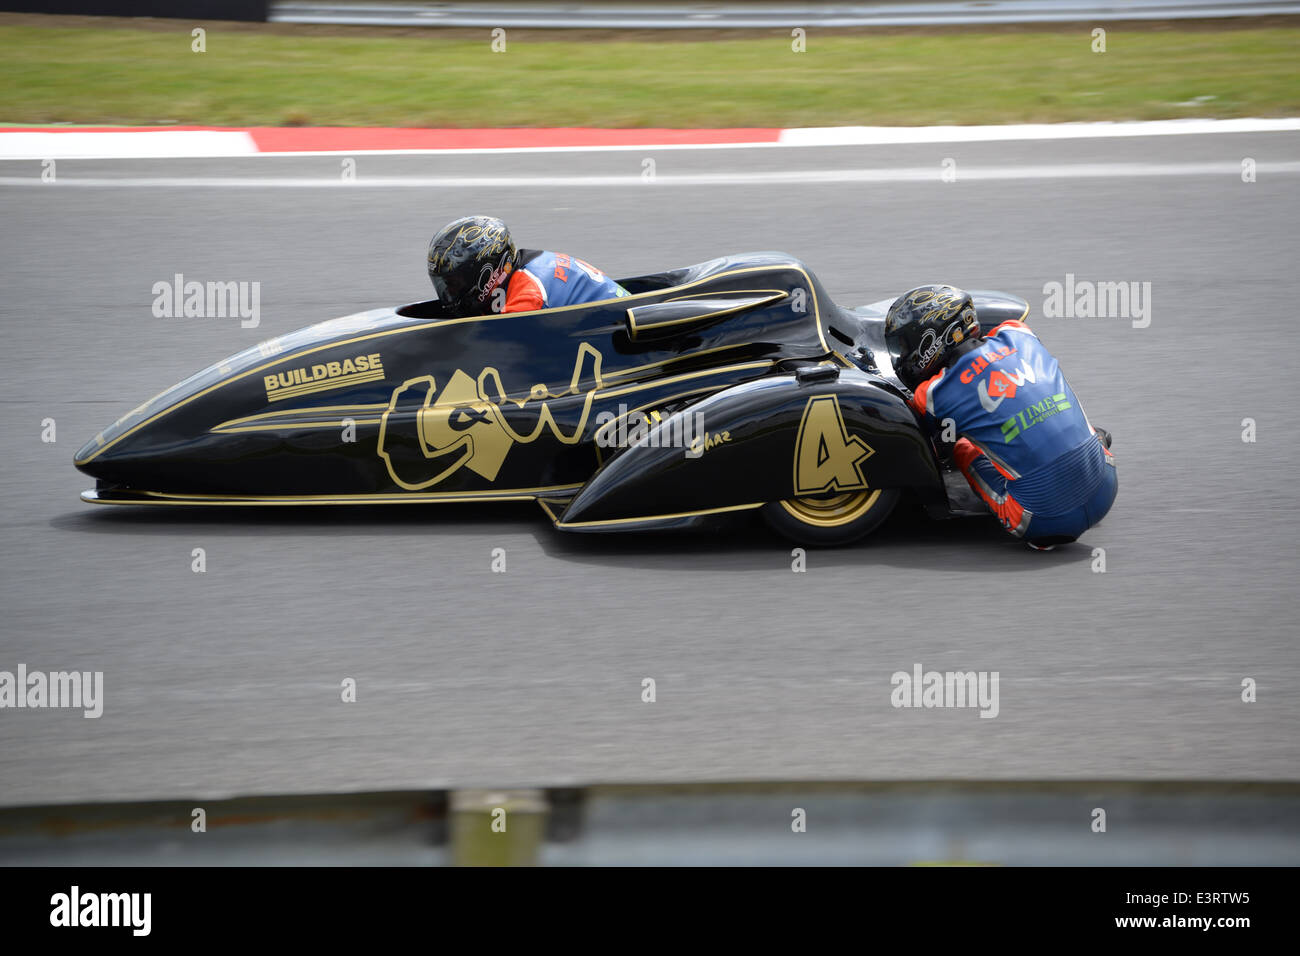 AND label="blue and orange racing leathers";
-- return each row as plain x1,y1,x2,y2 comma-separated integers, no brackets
908,319,1116,544
502,250,629,313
